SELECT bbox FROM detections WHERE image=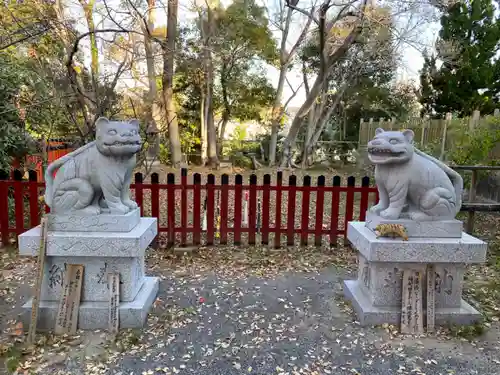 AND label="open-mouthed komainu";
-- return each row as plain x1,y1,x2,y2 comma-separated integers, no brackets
44,117,142,215
367,128,463,221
